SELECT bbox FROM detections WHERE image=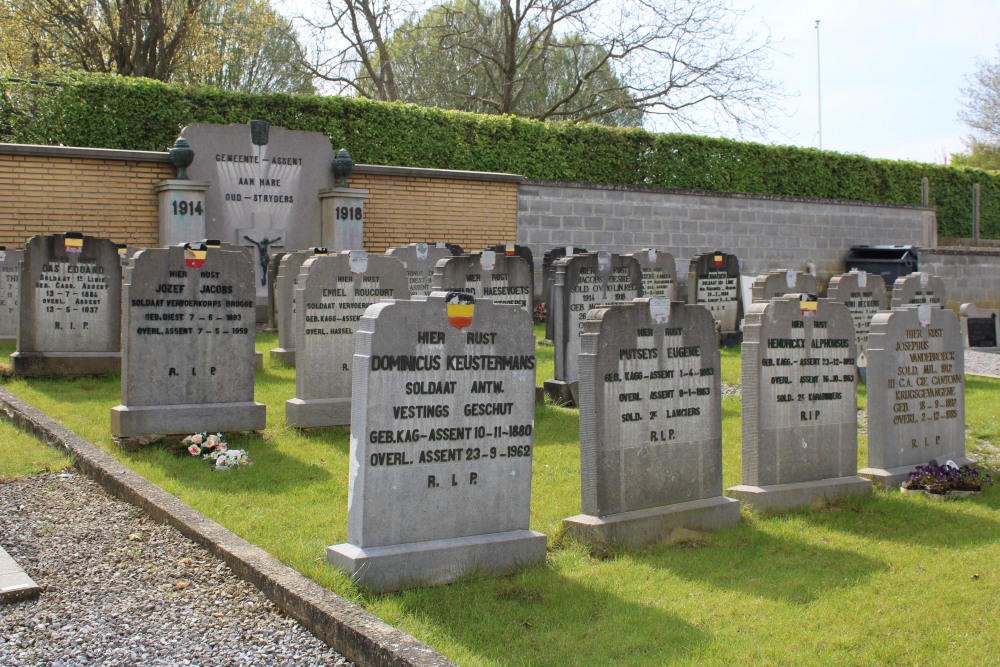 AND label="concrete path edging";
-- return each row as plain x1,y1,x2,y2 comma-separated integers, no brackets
0,387,456,667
